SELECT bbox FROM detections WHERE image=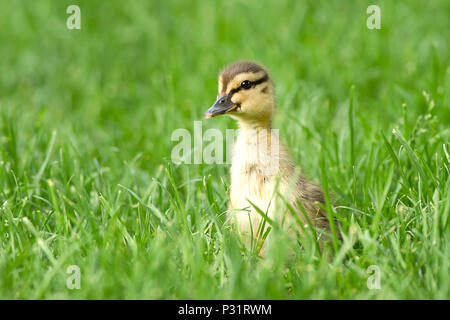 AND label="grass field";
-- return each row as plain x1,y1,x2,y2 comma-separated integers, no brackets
0,0,449,299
